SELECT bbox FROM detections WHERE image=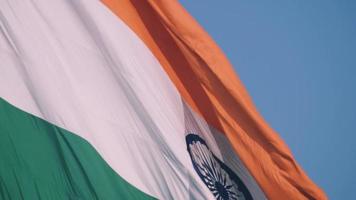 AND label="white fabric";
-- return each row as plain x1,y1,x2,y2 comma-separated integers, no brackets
0,0,266,199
